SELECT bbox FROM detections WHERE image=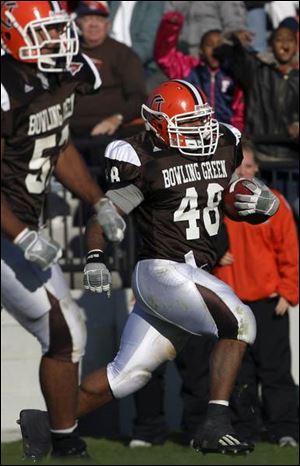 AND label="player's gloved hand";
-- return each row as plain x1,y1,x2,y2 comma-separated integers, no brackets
94,198,126,243
83,250,112,296
14,228,62,270
234,178,279,217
